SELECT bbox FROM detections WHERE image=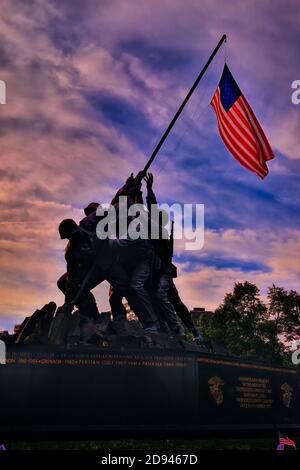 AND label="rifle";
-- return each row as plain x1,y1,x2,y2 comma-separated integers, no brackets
169,220,177,278
169,220,174,260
